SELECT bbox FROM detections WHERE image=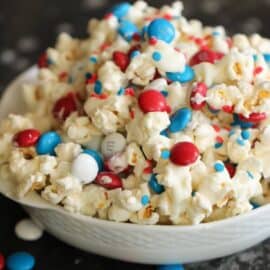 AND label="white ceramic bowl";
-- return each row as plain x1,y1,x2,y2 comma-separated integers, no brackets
1,67,270,265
